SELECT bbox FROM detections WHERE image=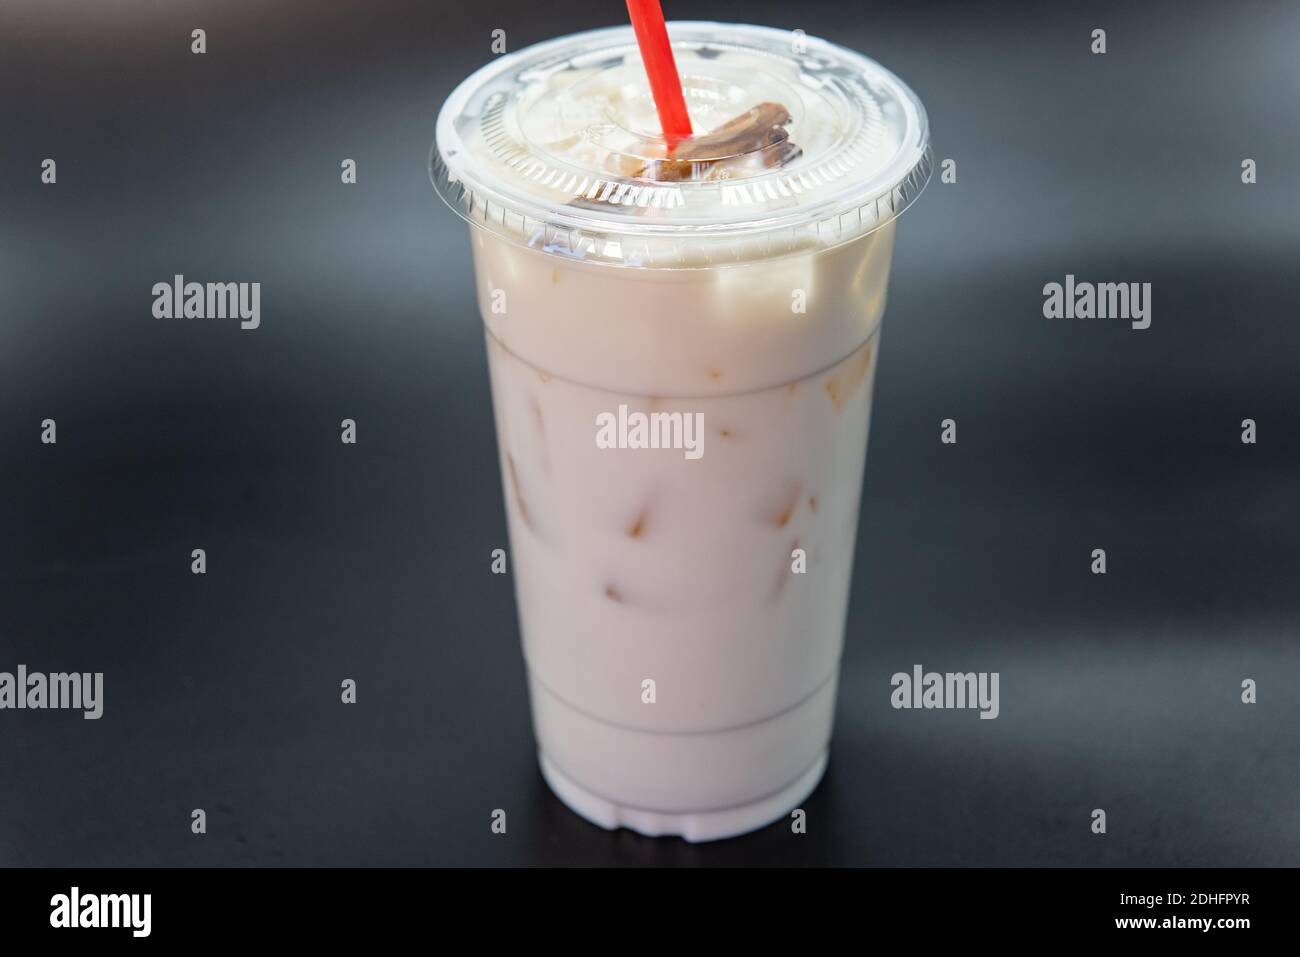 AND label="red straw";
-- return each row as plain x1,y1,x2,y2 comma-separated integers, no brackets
625,0,693,150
